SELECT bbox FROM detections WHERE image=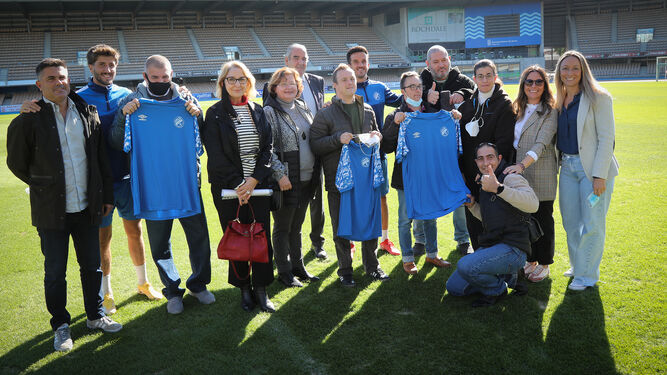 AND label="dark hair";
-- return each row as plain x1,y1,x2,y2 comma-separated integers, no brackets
400,71,420,89
35,58,67,77
474,142,499,157
86,44,120,65
473,59,503,86
346,45,368,64
513,65,554,120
